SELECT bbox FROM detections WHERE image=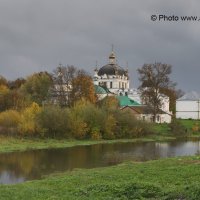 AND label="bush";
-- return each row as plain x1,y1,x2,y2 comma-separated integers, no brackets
102,114,116,139
36,106,70,138
68,114,88,139
90,127,102,140
76,101,105,139
113,109,151,138
0,110,21,128
68,100,90,139
169,119,187,136
18,102,41,136
0,110,21,135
